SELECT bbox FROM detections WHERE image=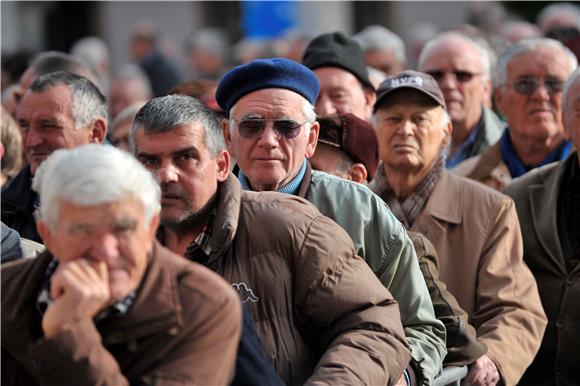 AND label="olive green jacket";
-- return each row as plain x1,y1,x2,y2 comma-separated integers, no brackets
298,166,447,385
